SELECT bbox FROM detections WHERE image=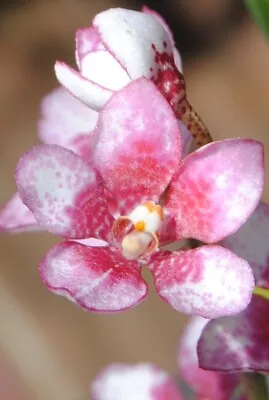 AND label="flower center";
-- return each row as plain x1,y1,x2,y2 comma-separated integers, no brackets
113,202,163,260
